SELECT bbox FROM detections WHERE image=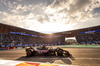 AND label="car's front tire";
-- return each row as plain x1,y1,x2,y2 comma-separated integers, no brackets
57,49,63,56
